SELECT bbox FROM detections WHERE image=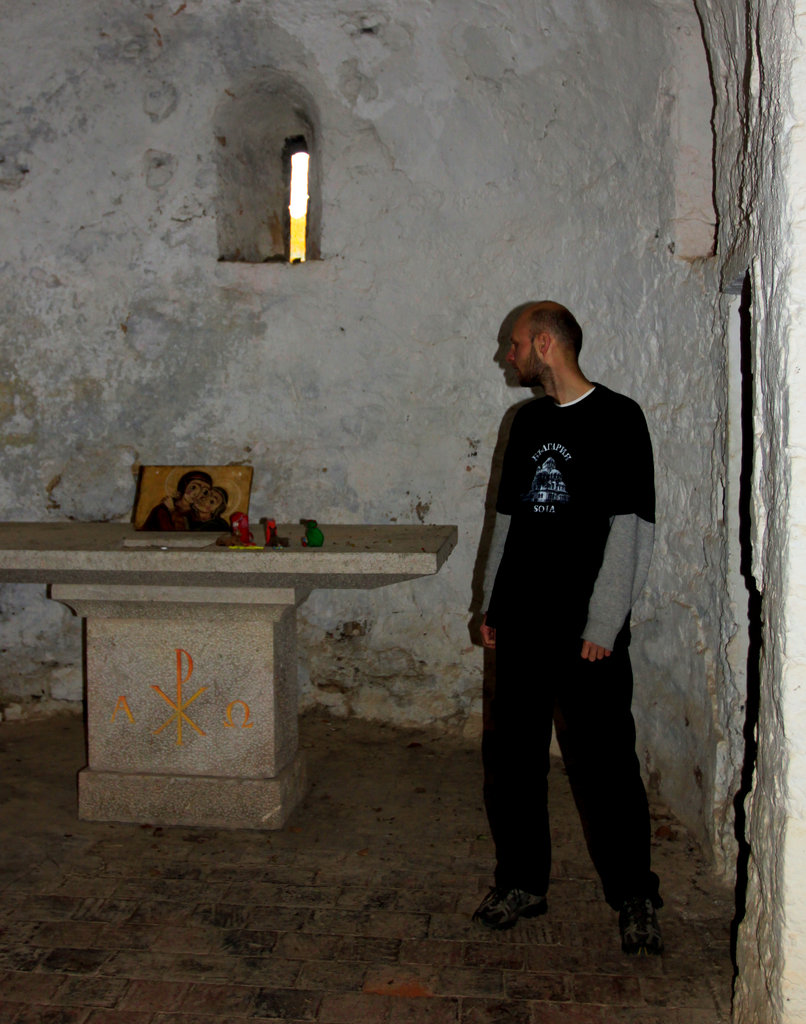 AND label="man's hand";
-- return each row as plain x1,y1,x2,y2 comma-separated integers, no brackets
480,616,496,649
581,640,611,661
